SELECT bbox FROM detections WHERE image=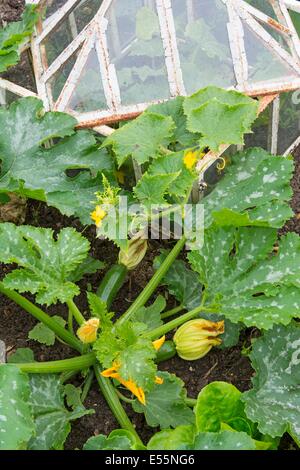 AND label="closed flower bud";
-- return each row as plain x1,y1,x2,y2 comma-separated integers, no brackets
173,319,224,361
77,318,100,344
118,231,147,270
